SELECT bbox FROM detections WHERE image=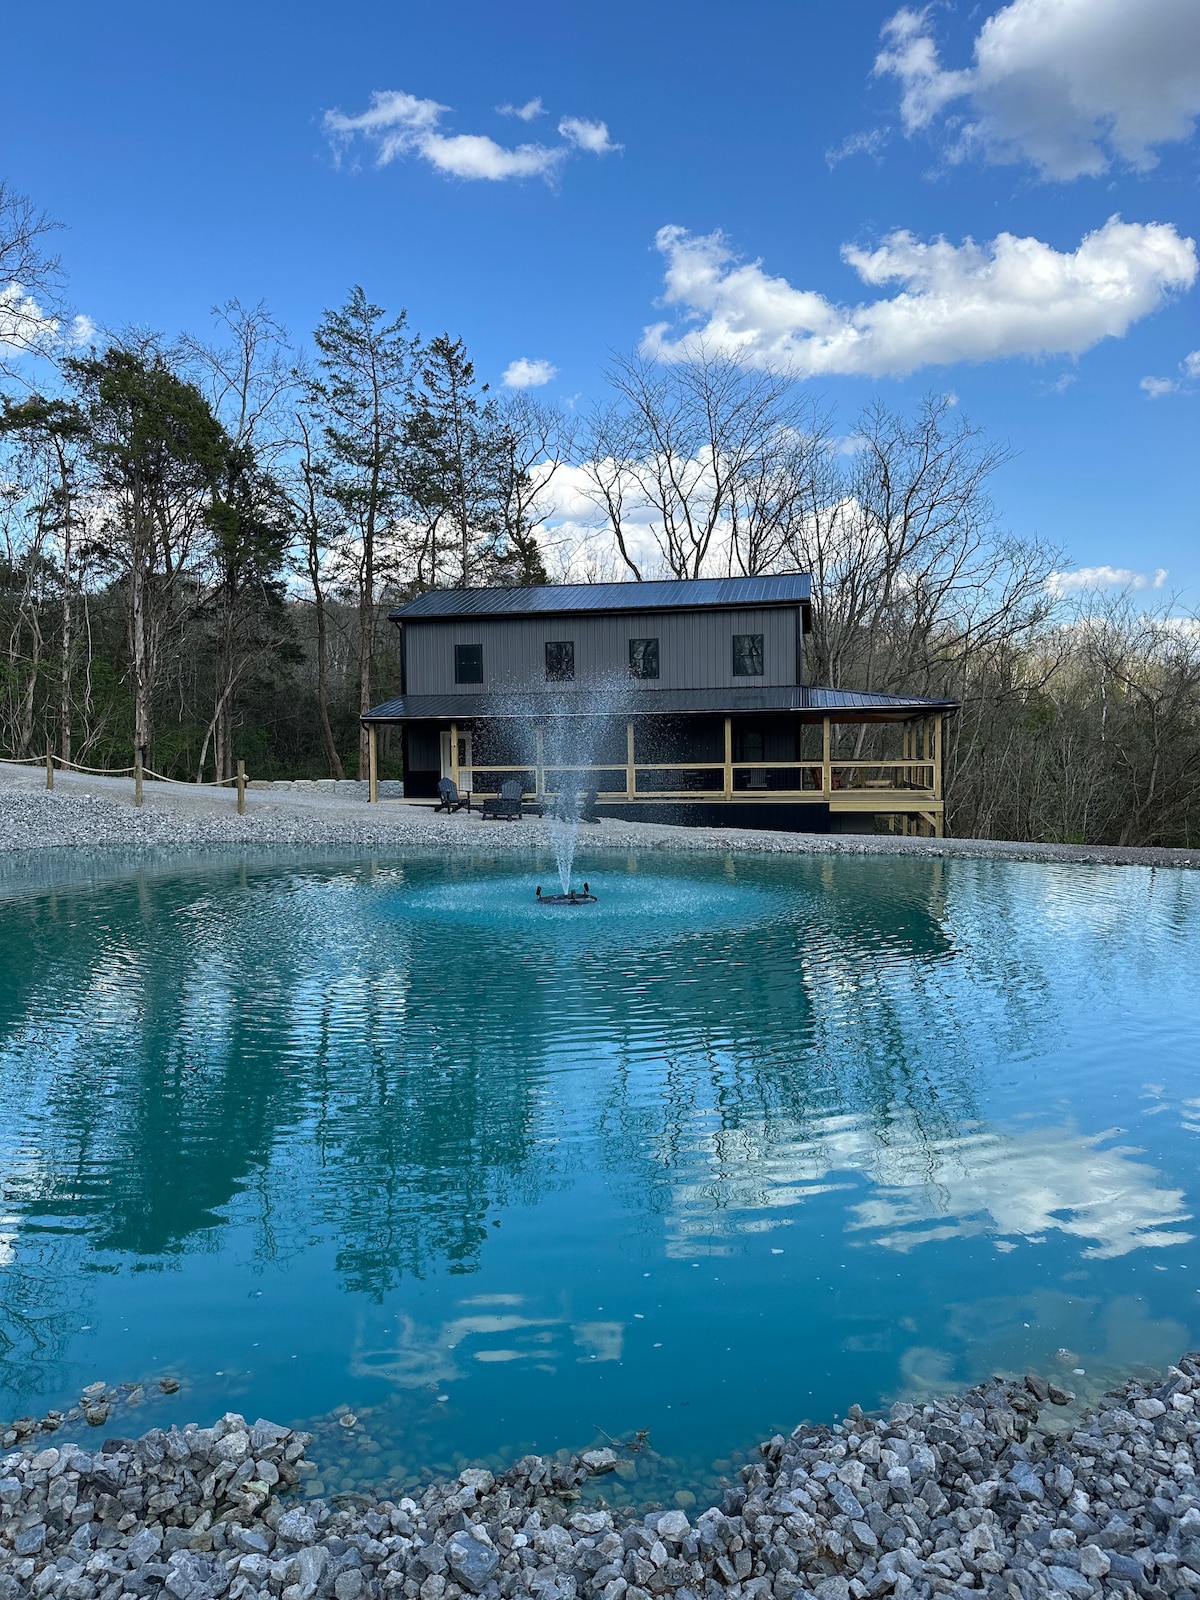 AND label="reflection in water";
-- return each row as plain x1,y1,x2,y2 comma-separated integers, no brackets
352,1299,625,1389
0,847,1198,1493
665,1116,1192,1260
